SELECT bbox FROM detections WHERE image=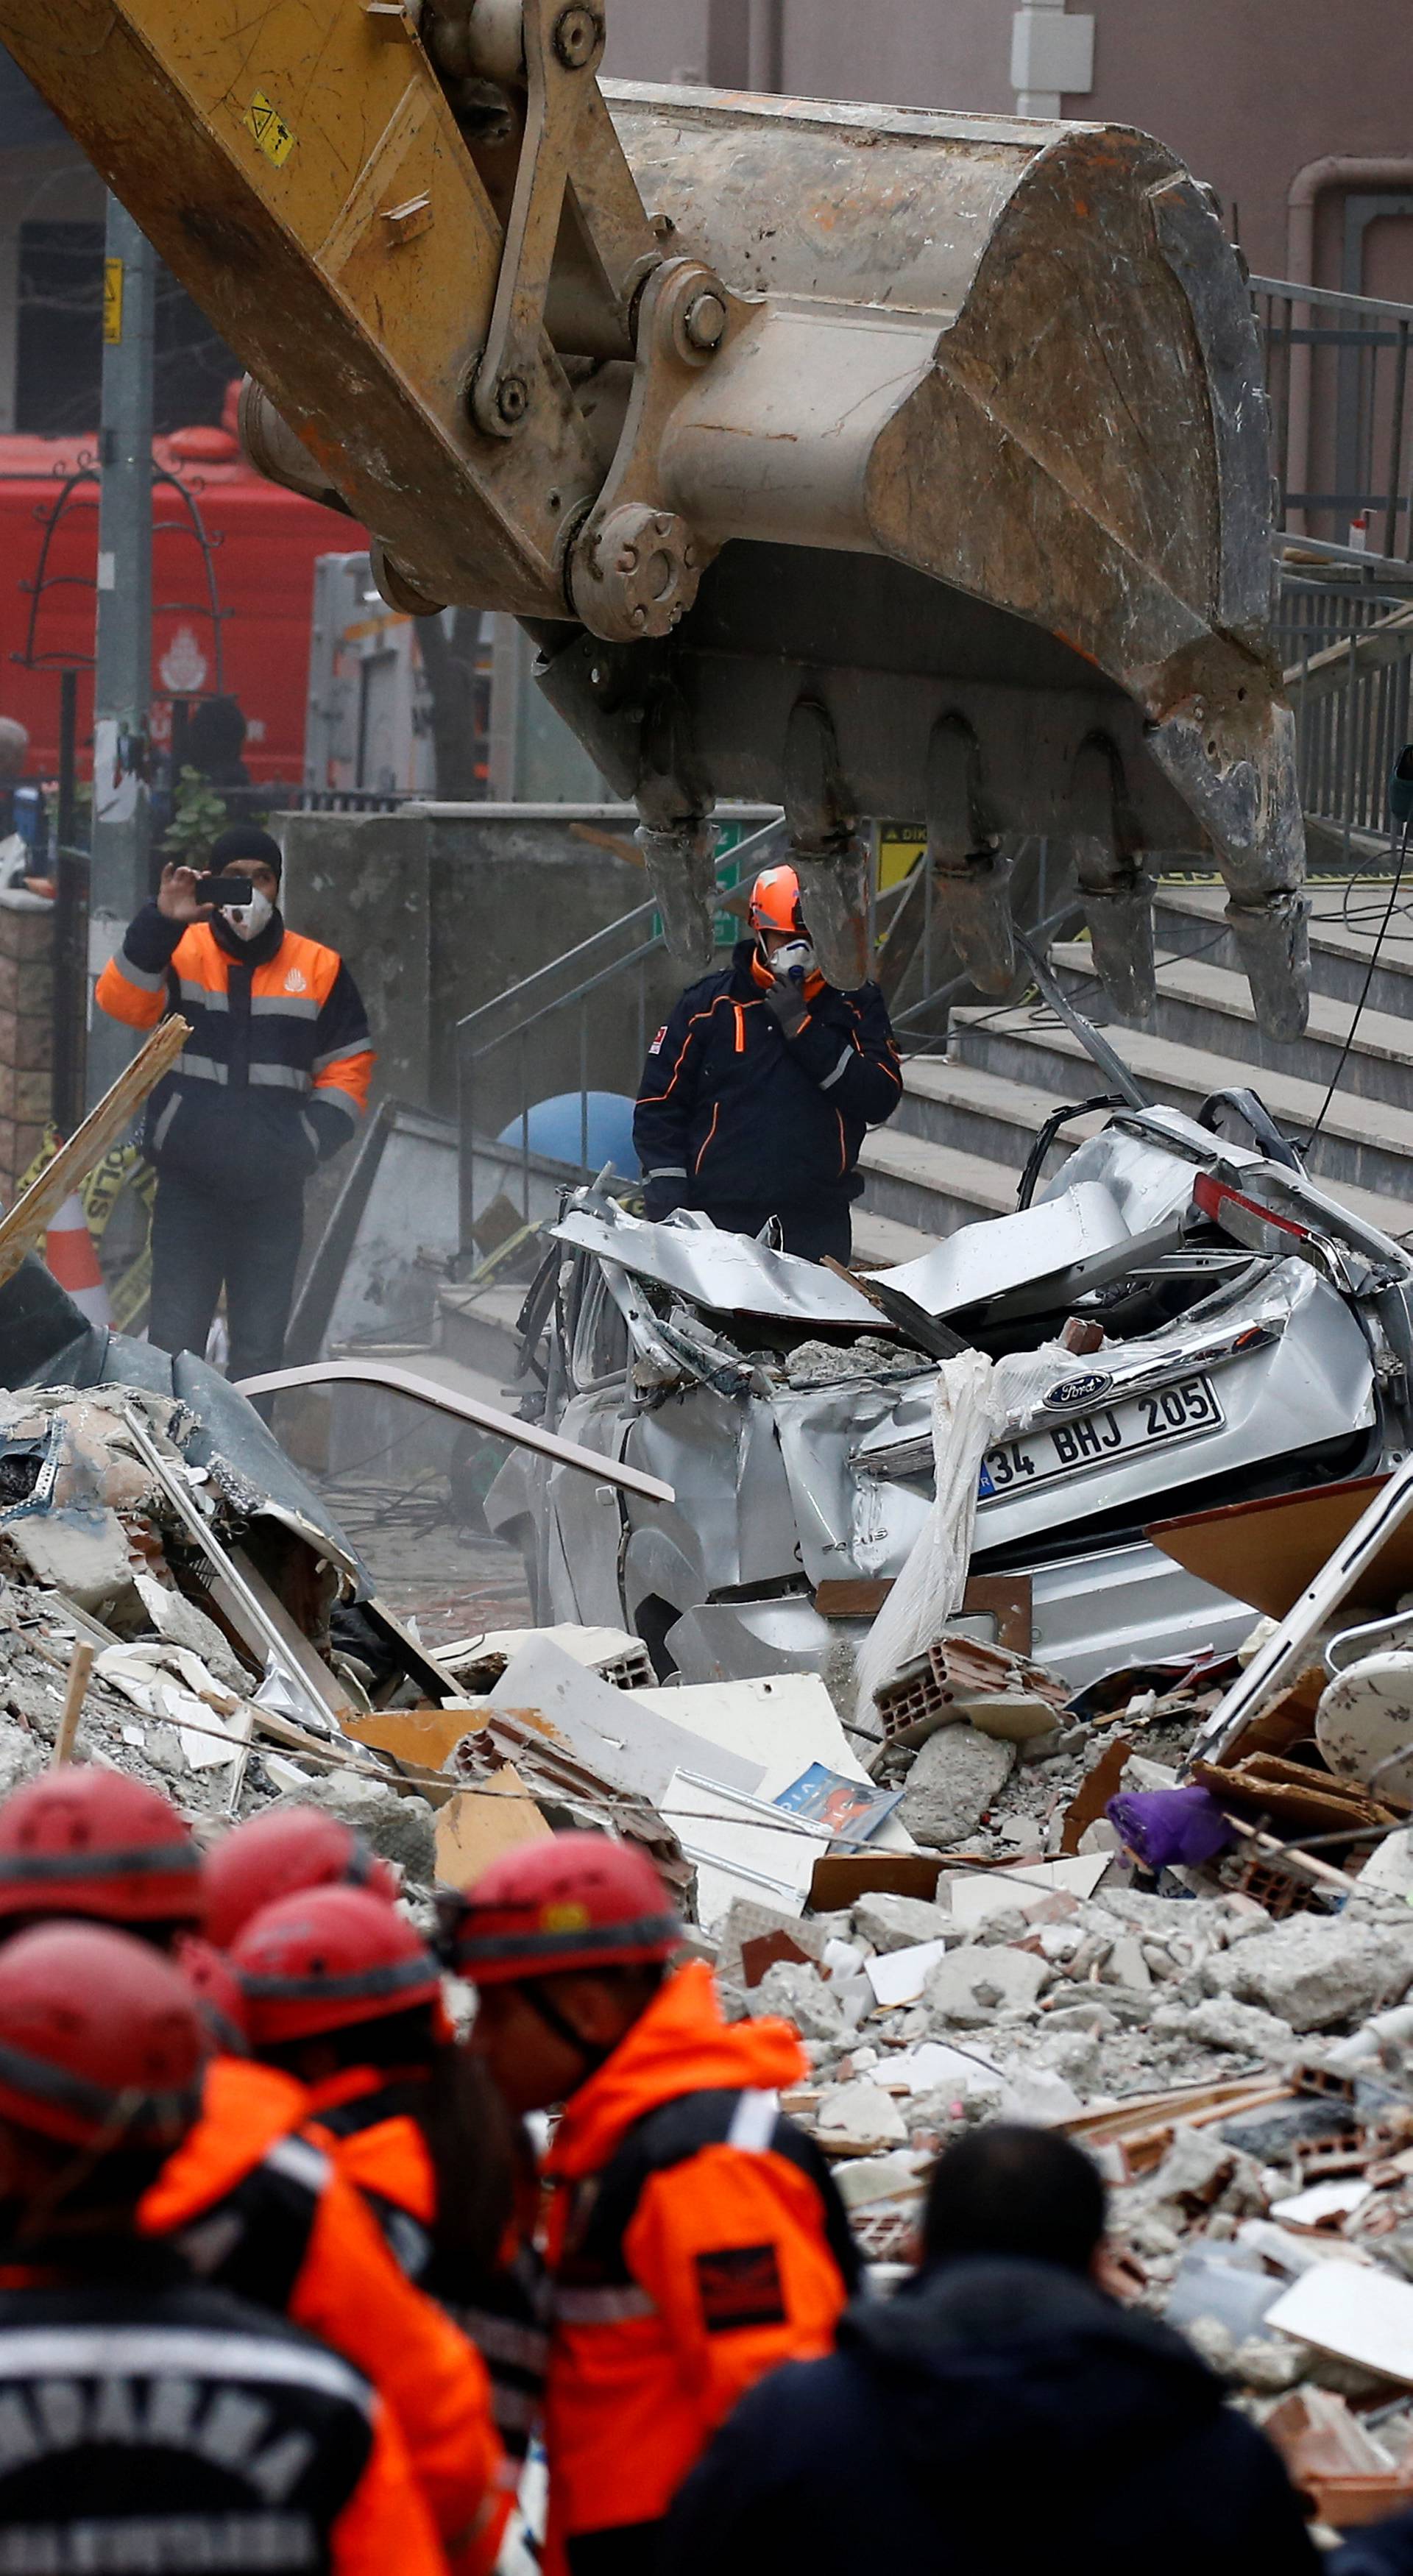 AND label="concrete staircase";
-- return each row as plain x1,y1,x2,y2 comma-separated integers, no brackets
857,883,1413,1250
436,876,1413,1362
